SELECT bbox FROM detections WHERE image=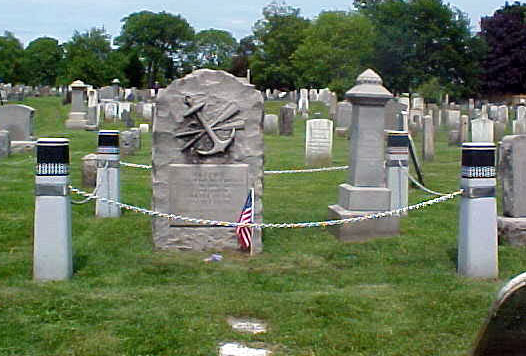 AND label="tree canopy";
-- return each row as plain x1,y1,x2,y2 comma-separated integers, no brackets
21,37,63,86
0,31,23,84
